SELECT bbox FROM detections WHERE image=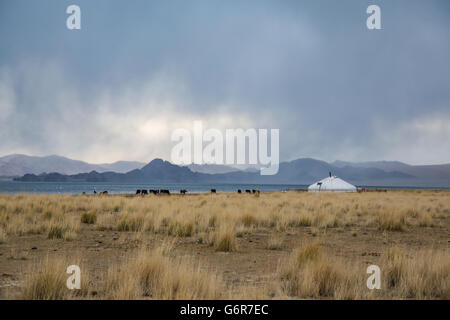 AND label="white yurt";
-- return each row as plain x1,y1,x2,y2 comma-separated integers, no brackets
308,173,357,193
